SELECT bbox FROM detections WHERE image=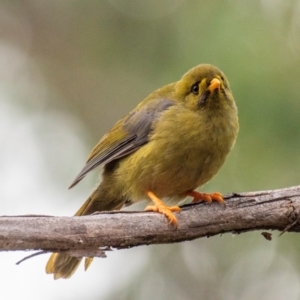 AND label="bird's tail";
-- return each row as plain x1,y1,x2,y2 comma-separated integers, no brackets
45,187,124,279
